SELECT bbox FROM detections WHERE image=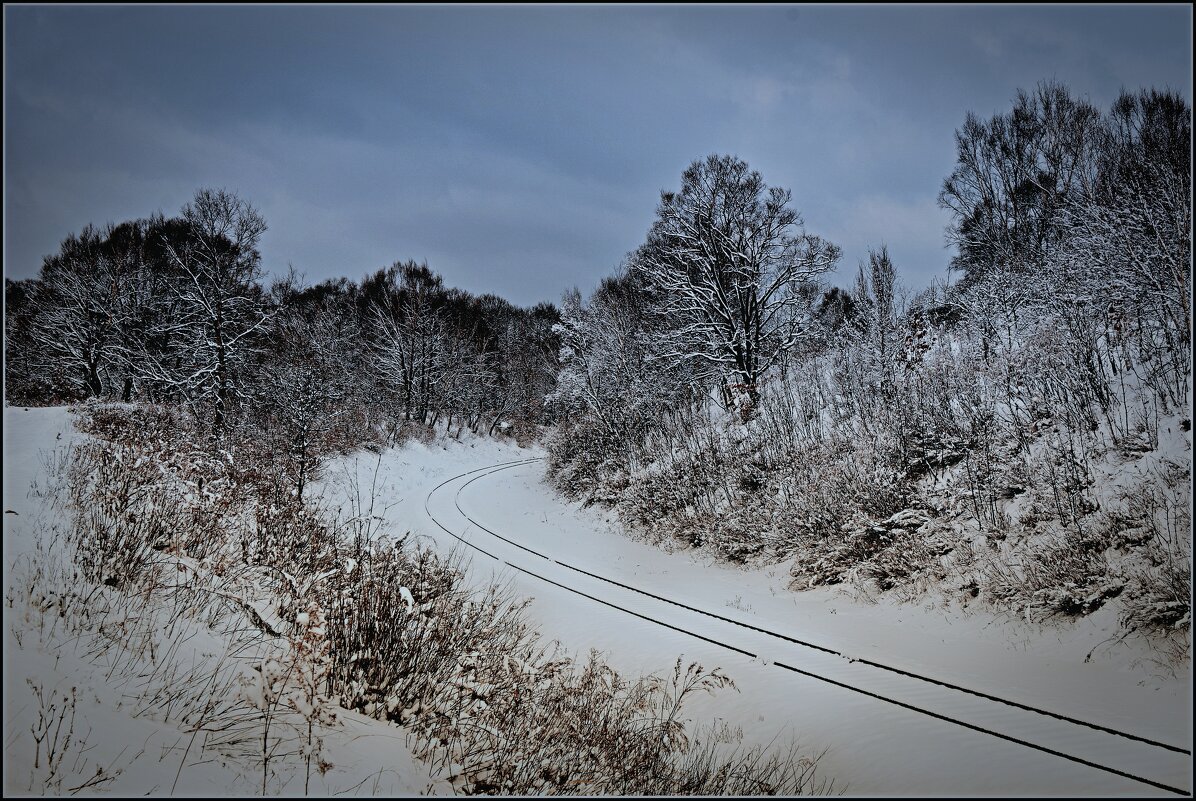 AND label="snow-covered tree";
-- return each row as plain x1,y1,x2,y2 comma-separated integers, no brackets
1047,88,1192,408
548,270,699,487
146,189,271,435
938,81,1103,286
852,246,899,361
255,294,360,495
480,299,560,435
21,226,123,399
631,154,839,411
368,265,449,428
